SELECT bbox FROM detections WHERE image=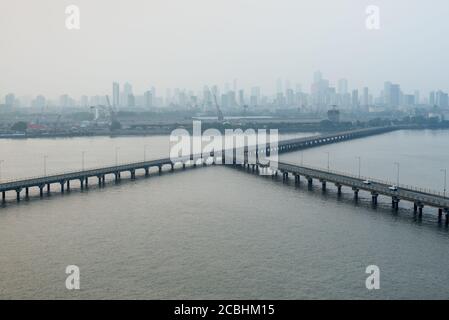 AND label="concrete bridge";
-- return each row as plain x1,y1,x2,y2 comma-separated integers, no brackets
4,124,437,222
245,161,449,224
